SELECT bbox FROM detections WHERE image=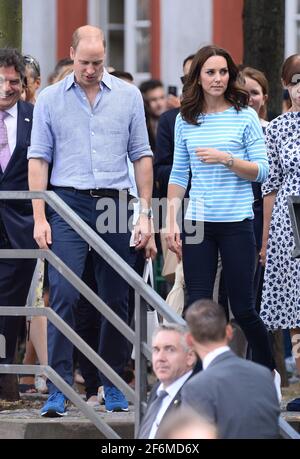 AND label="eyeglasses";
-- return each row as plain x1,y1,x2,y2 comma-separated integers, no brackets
23,55,40,77
180,76,187,85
